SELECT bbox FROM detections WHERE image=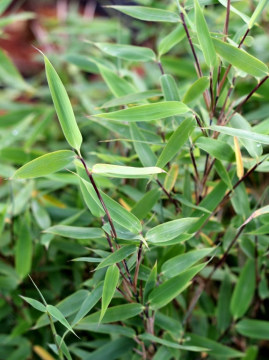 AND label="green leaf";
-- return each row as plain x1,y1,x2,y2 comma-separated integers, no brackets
249,0,269,28
146,217,197,244
230,259,255,319
44,225,104,239
15,216,32,279
210,125,269,144
185,333,244,358
212,38,269,77
195,0,217,67
236,318,269,340
96,245,136,270
44,55,82,152
46,304,77,336
101,90,162,108
31,200,51,230
218,0,250,24
0,0,13,15
93,42,156,62
131,188,160,219
95,101,189,122
149,264,205,309
156,117,196,168
92,164,165,178
215,160,233,189
144,262,157,303
12,150,74,179
130,123,157,167
139,333,207,352
158,25,185,57
100,265,119,322
20,296,46,312
107,6,180,22
77,303,144,324
164,164,179,193
196,137,234,161
98,64,136,98
183,77,210,104
161,248,214,278
216,272,233,333
160,74,180,101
